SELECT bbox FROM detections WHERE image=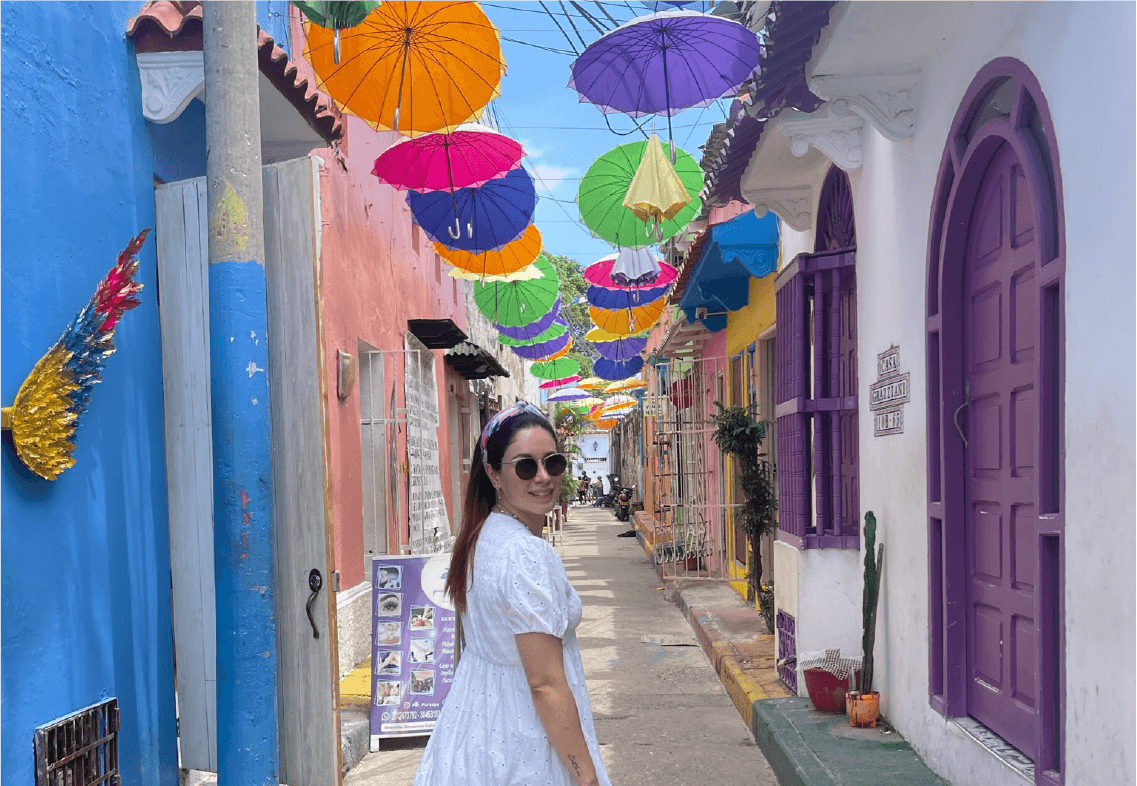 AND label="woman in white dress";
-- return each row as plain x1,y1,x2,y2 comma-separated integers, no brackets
414,402,611,786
